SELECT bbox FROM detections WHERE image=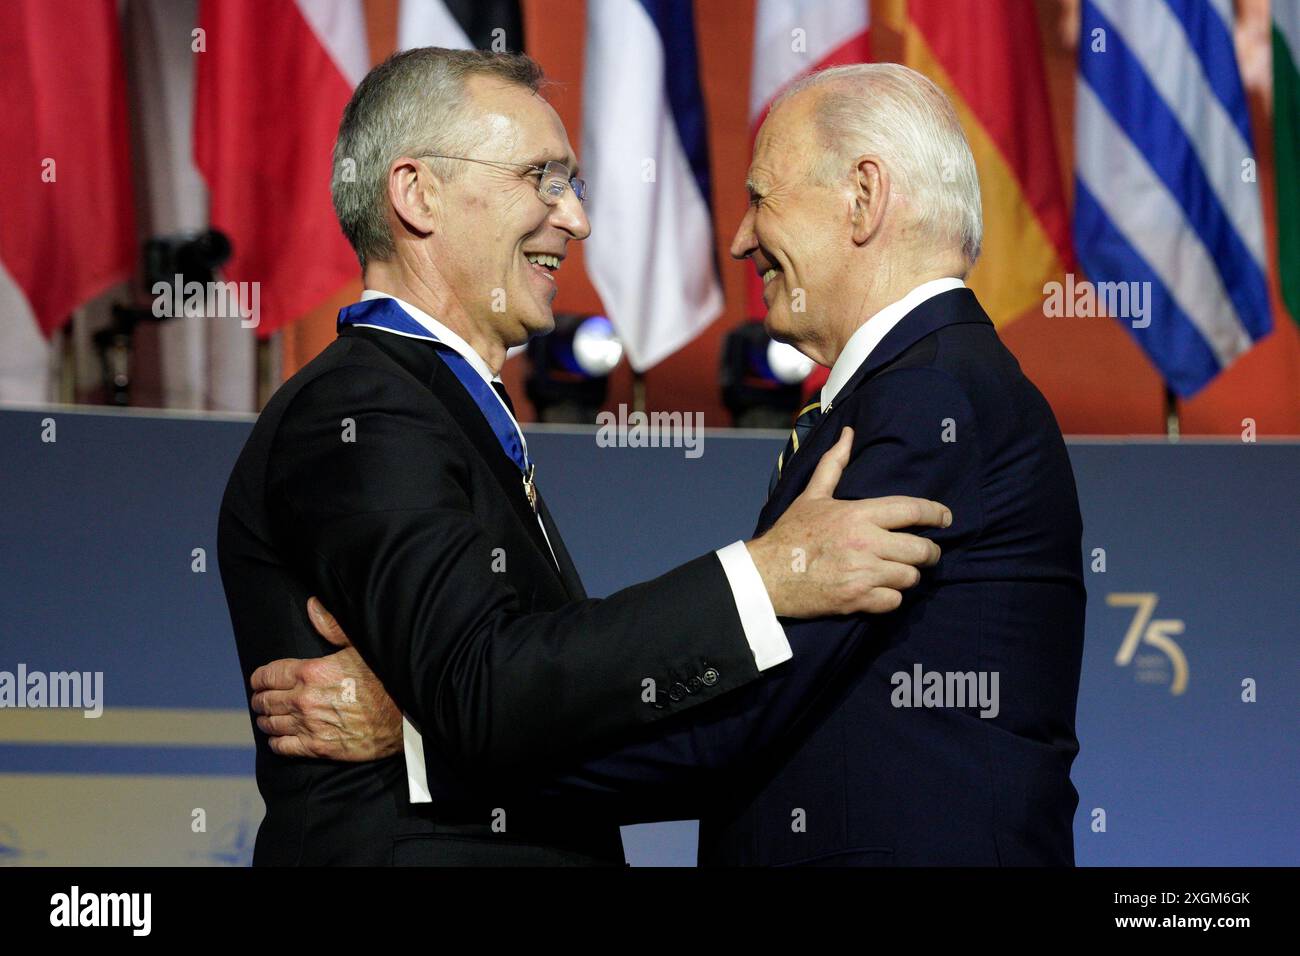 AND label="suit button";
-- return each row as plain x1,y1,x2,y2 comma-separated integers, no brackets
668,682,688,701
688,676,702,691
701,668,719,686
